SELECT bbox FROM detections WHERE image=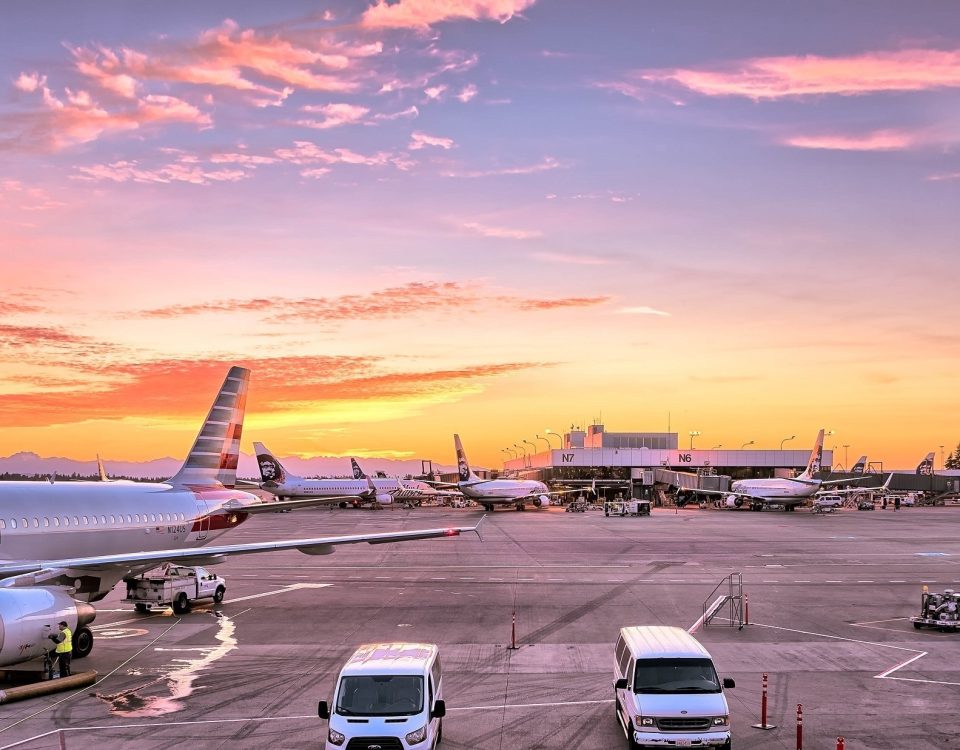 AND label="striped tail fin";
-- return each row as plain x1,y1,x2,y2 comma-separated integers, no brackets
168,366,249,488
